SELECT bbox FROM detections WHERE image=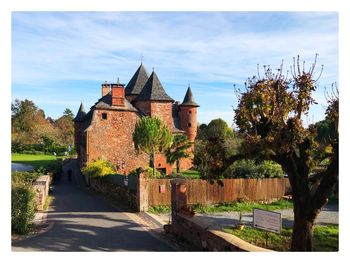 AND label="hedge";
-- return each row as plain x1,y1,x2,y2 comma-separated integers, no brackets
11,184,36,234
